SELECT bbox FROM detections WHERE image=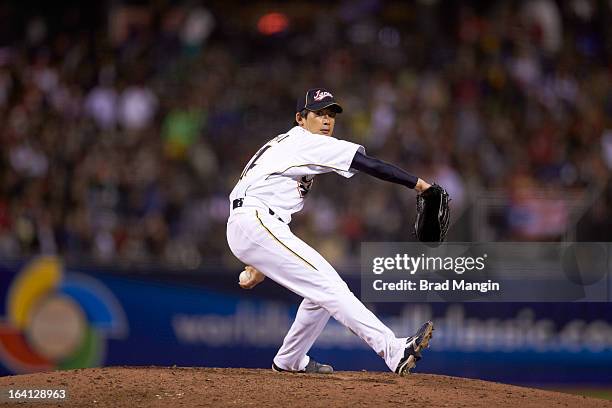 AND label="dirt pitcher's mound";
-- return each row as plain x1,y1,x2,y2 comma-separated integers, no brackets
0,367,610,408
